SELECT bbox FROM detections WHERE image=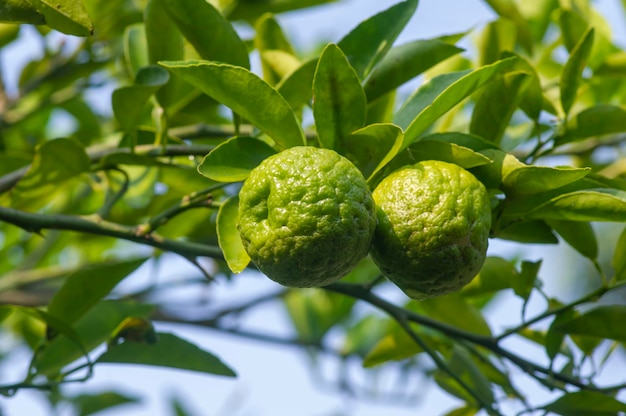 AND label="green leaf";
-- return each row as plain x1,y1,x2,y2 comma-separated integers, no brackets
363,324,427,367
160,60,305,149
160,0,249,69
216,196,250,274
70,391,141,416
198,136,276,182
144,0,187,109
112,65,170,134
276,58,317,110
542,391,626,416
462,256,518,296
560,28,594,115
123,24,148,76
30,0,93,36
524,188,626,222
396,57,518,149
558,8,589,52
341,315,386,357
477,18,516,66
482,0,534,54
546,219,597,260
444,405,479,416
337,0,418,79
557,105,626,145
502,165,591,195
313,44,367,151
0,0,45,24
418,293,492,336
469,72,530,144
255,13,297,85
612,226,626,281
342,123,403,182
420,132,499,152
227,0,335,20
406,140,492,169
468,148,526,190
48,258,149,327
496,220,559,244
513,260,541,301
555,305,626,342
36,300,154,376
97,332,236,377
363,39,464,103
11,138,90,202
